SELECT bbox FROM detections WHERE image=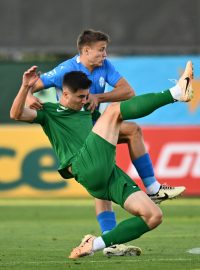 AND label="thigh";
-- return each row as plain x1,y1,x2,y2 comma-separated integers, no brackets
71,132,116,197
92,103,121,146
107,165,141,207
